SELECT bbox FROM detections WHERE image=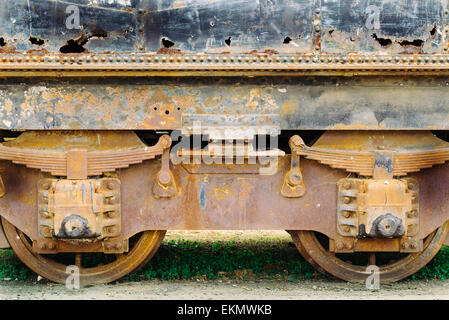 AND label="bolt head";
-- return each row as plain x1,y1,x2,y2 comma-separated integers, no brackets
107,181,115,190
342,196,351,204
287,171,302,186
158,171,172,186
343,226,351,233
343,181,351,190
342,211,351,218
336,242,344,250
40,211,51,219
41,182,51,190
160,135,171,149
